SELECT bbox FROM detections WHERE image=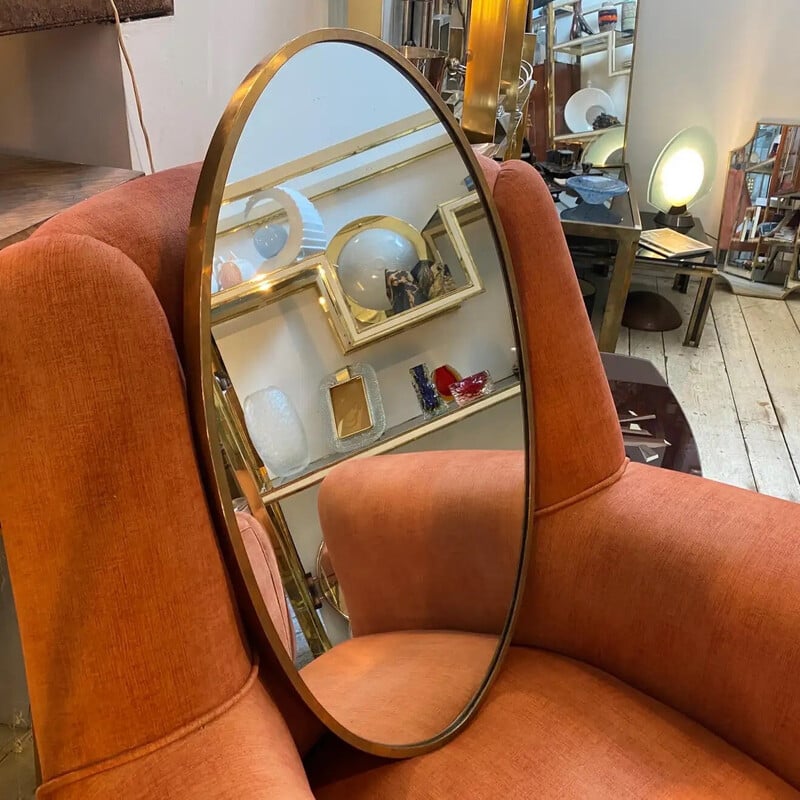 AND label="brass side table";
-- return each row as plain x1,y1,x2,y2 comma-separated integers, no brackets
557,164,642,353
635,213,718,348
